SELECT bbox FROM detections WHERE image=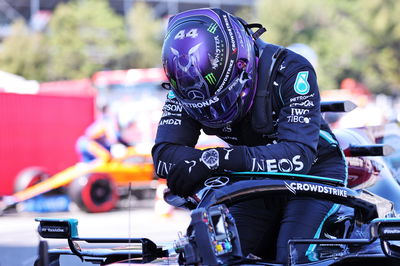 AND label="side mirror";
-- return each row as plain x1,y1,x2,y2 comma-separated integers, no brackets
35,217,78,239
371,218,400,259
321,100,357,112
